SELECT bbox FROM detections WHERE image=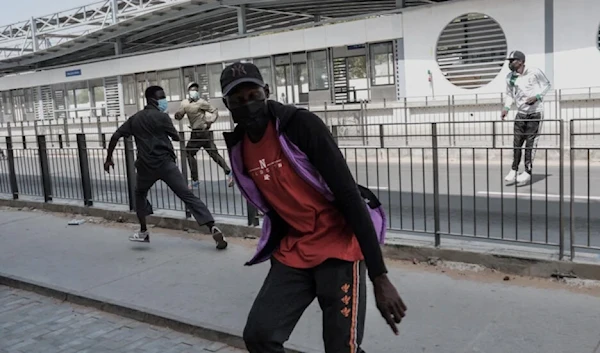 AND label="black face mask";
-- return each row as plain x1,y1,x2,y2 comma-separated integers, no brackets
230,99,269,136
509,62,517,72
